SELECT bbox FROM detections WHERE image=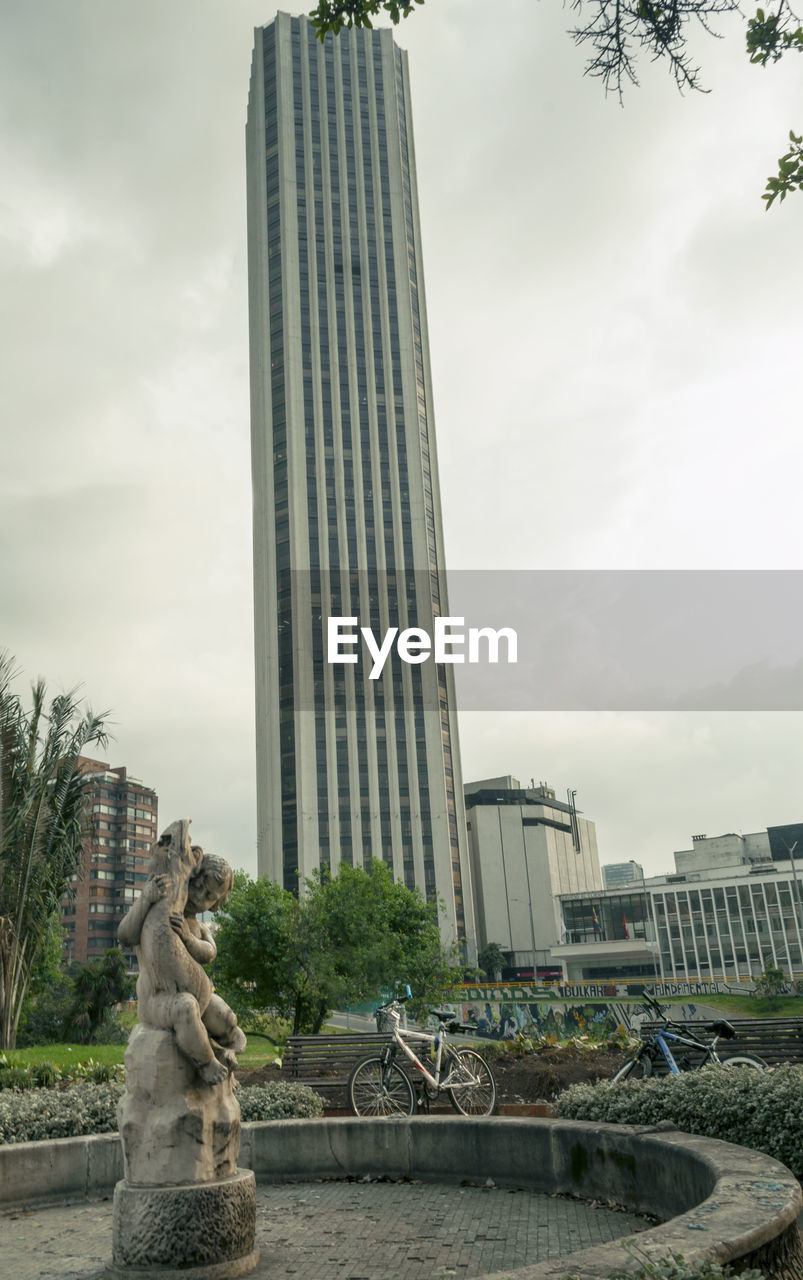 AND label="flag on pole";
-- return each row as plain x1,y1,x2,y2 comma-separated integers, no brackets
592,907,601,936
622,913,630,939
